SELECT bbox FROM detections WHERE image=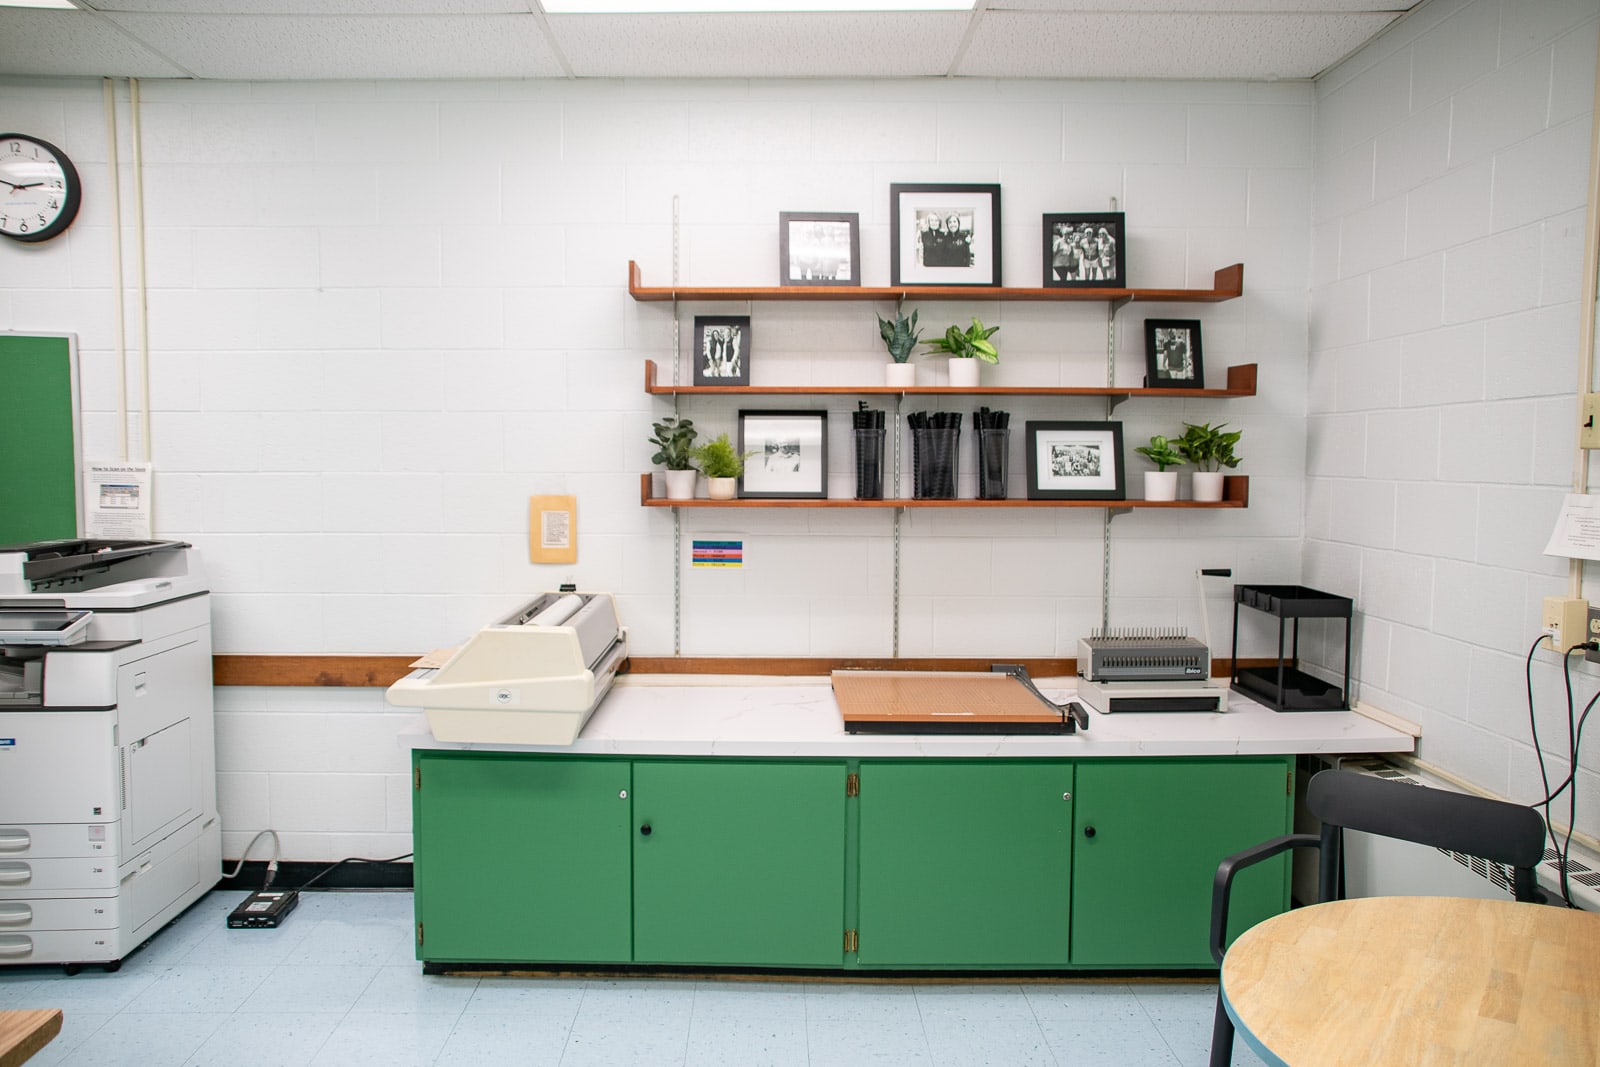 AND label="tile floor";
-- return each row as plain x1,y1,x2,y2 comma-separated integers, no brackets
1,890,1266,1066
